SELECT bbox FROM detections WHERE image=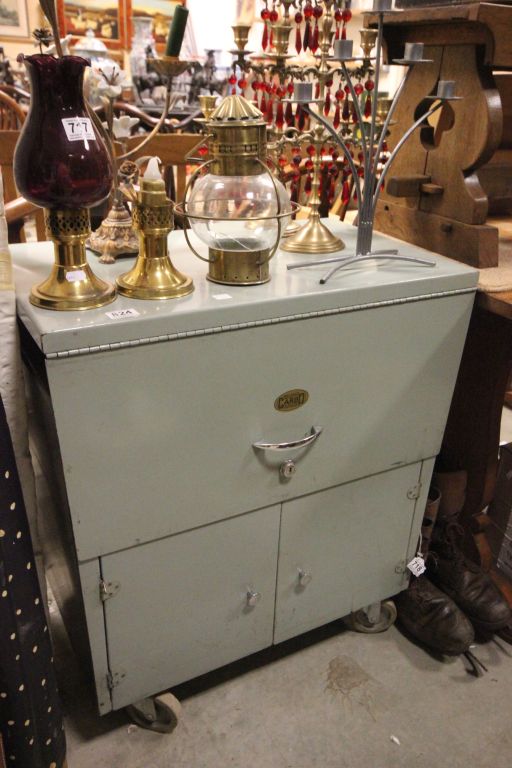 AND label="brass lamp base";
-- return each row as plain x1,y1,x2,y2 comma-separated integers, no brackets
30,209,116,311
280,216,345,254
283,219,305,238
88,197,139,264
207,248,270,286
116,255,194,300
